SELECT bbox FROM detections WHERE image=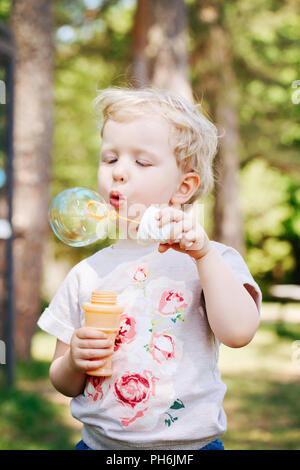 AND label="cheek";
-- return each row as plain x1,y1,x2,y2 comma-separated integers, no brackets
141,174,174,203
151,172,175,196
97,167,108,191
